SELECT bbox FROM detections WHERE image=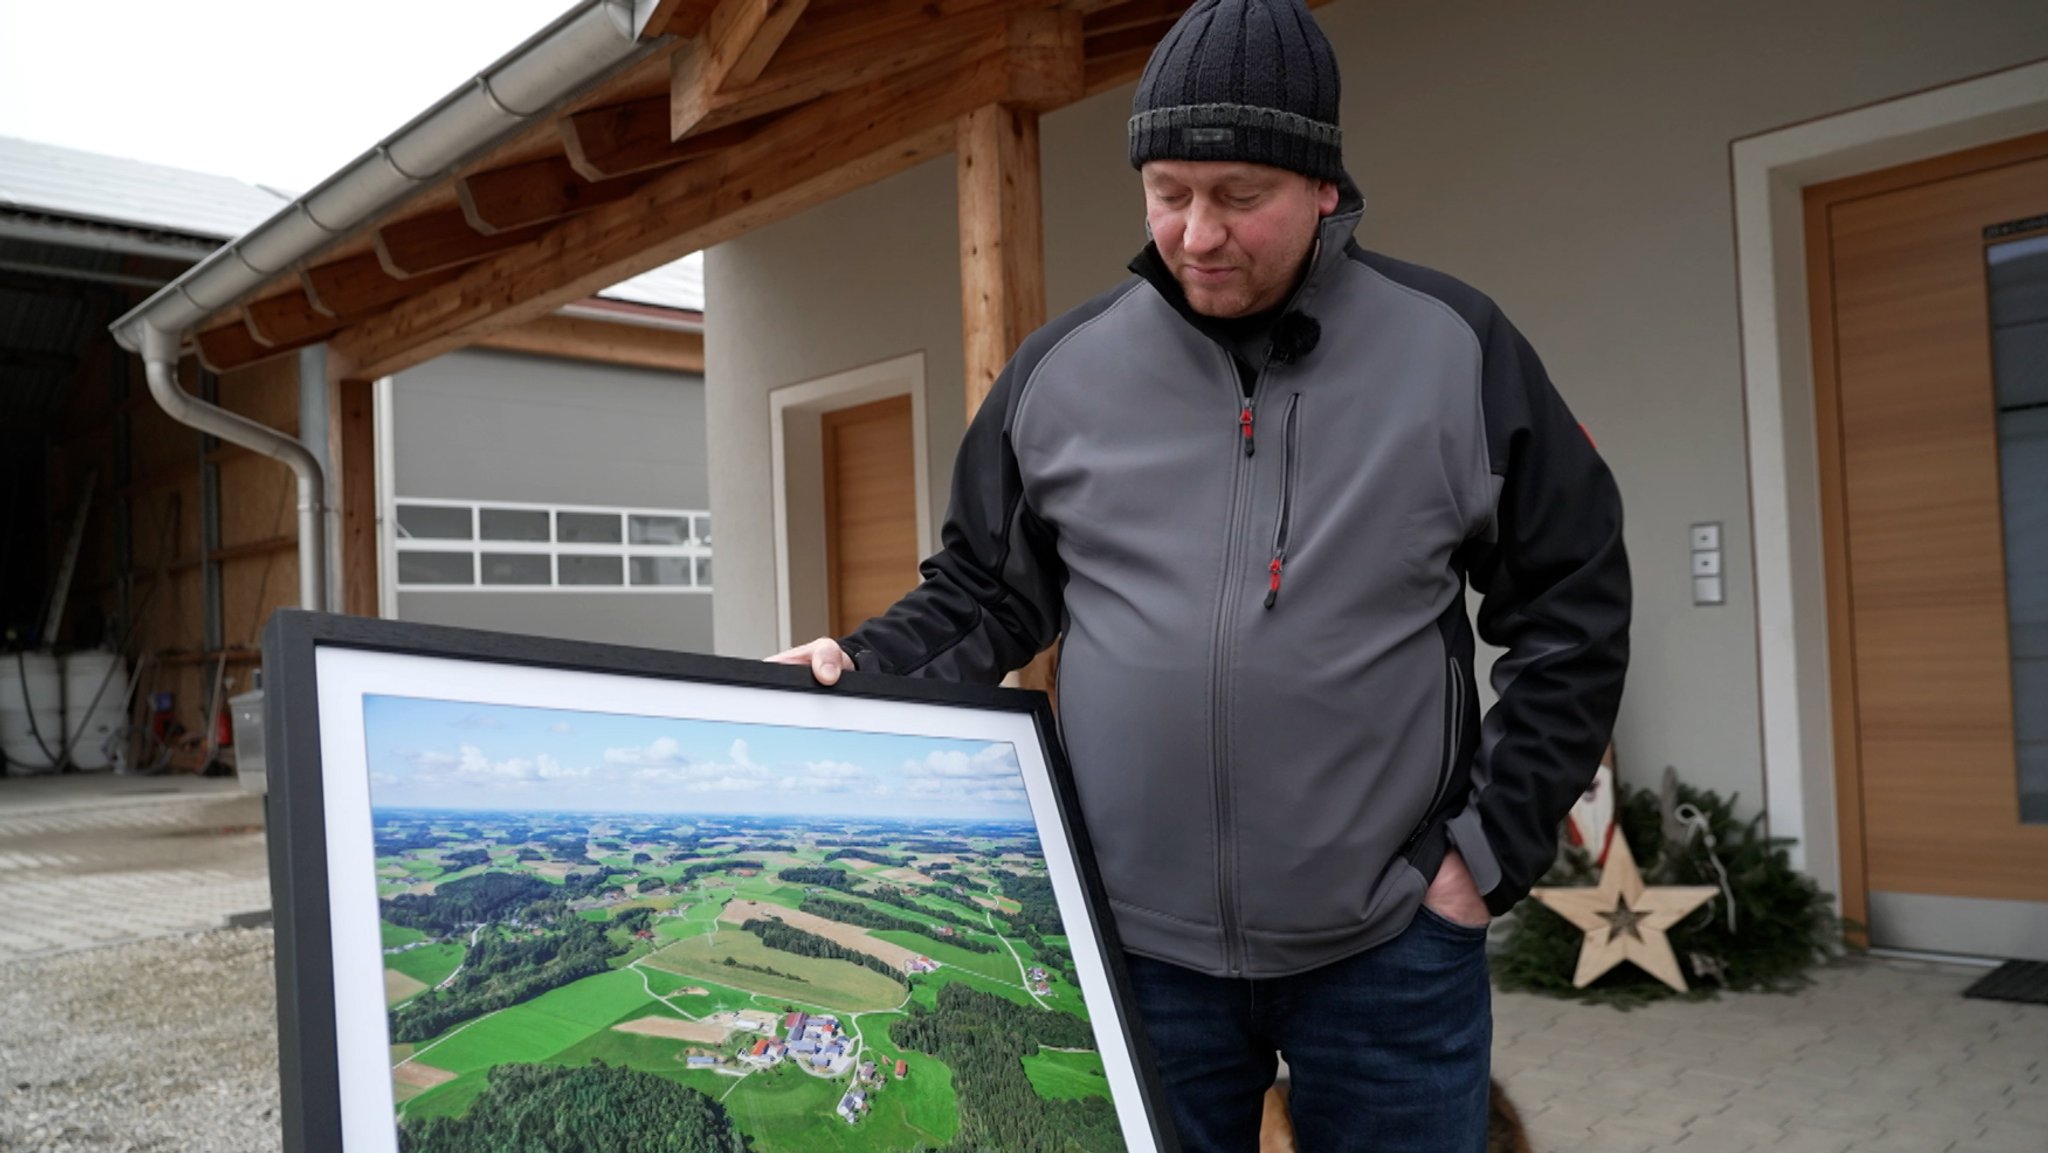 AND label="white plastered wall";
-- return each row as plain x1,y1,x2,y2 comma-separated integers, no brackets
704,1,2048,874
